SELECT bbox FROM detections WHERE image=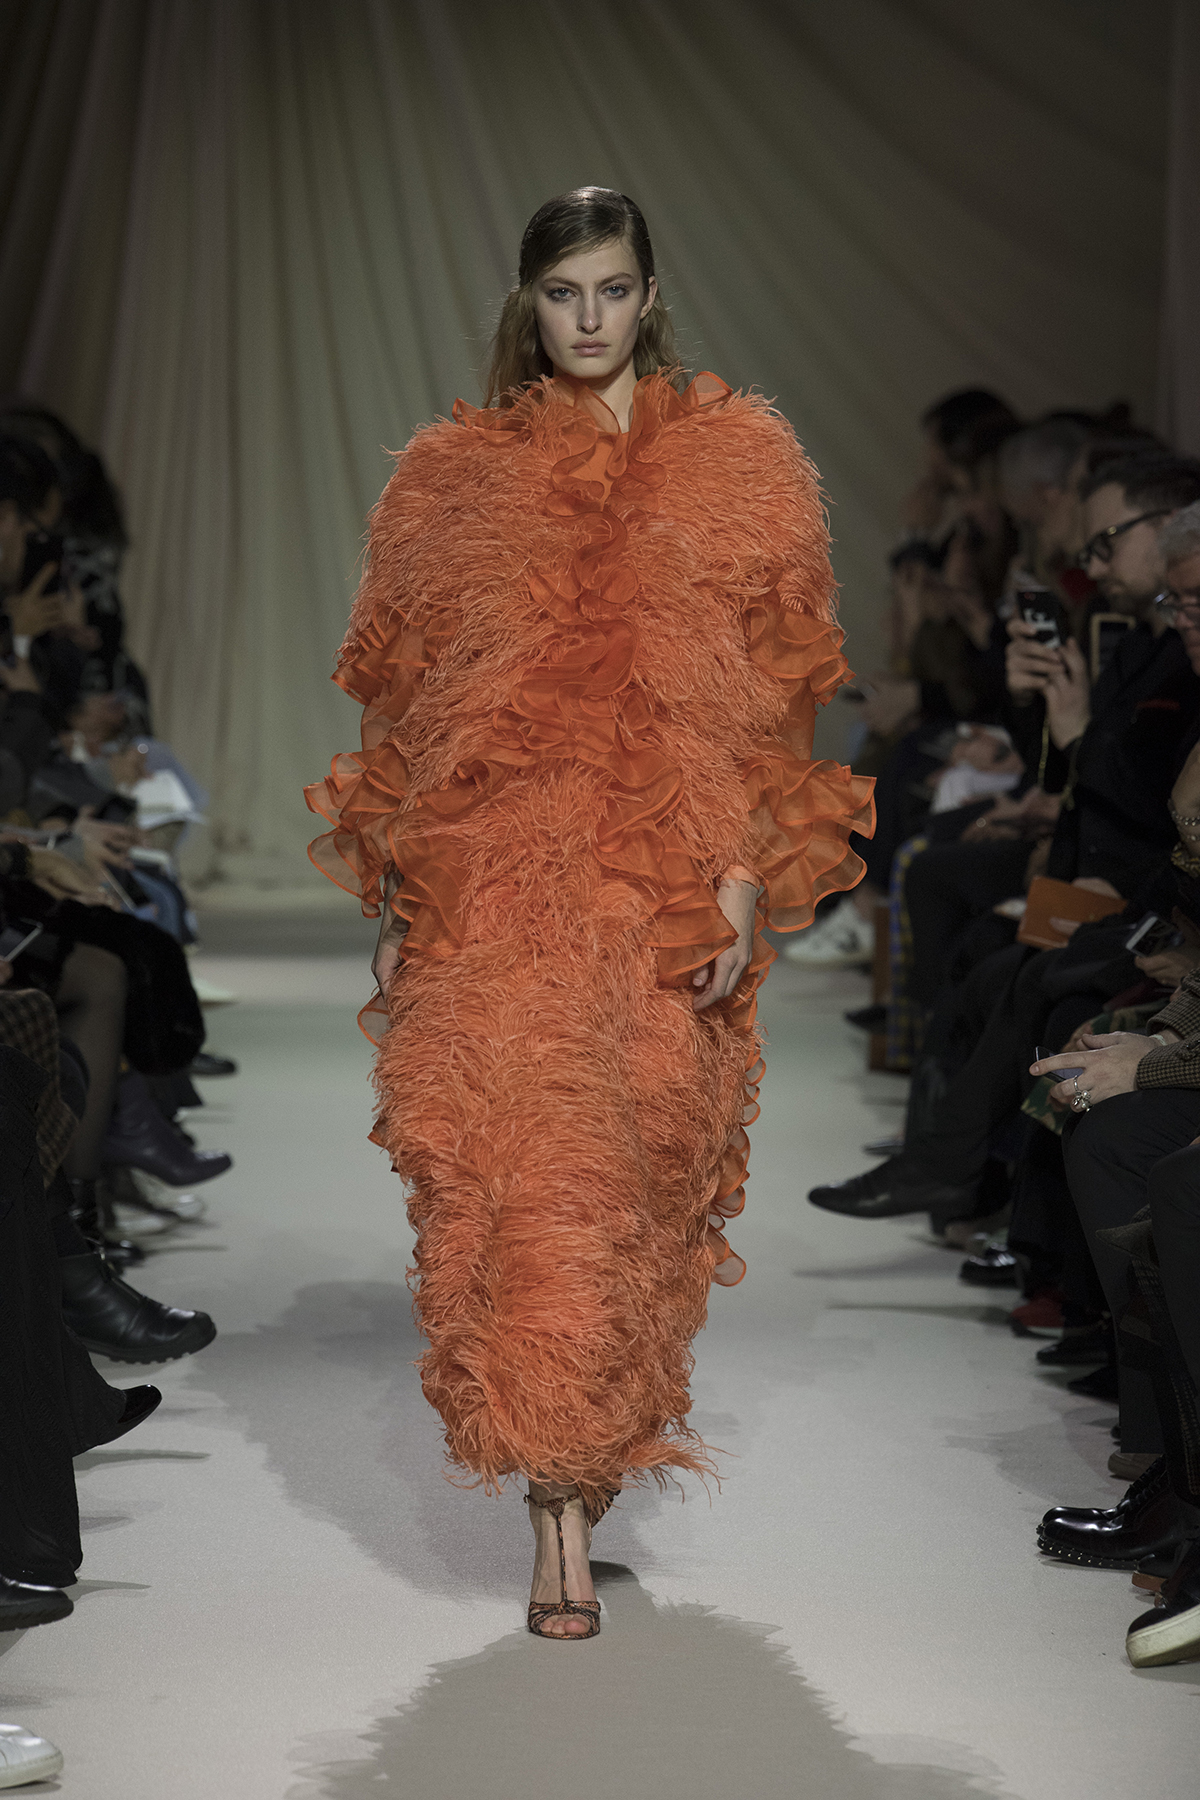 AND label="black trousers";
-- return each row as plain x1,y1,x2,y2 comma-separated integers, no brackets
1064,1089,1200,1453
906,931,1137,1186
905,838,1032,1007
0,1045,125,1587
1149,1142,1200,1391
